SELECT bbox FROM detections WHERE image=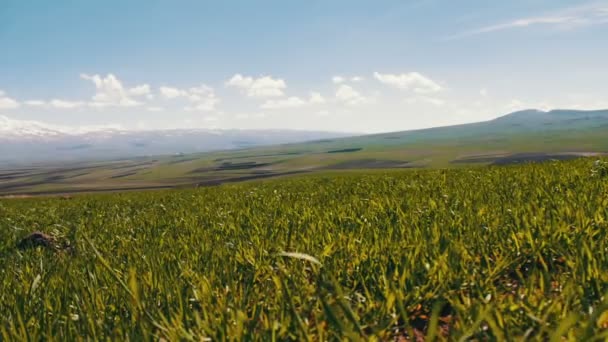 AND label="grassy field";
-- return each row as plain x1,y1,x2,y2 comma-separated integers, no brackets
1,158,608,340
